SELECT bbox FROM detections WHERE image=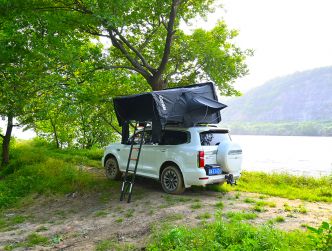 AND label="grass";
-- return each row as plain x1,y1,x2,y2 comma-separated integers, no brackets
0,214,29,232
0,140,112,209
190,202,202,210
252,205,266,212
196,212,211,220
94,210,108,217
275,216,285,222
284,203,293,212
232,171,332,202
4,233,49,250
214,201,224,209
25,233,49,247
295,204,308,214
162,213,184,222
226,211,257,221
124,209,135,218
268,216,286,224
244,198,256,203
147,219,314,250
